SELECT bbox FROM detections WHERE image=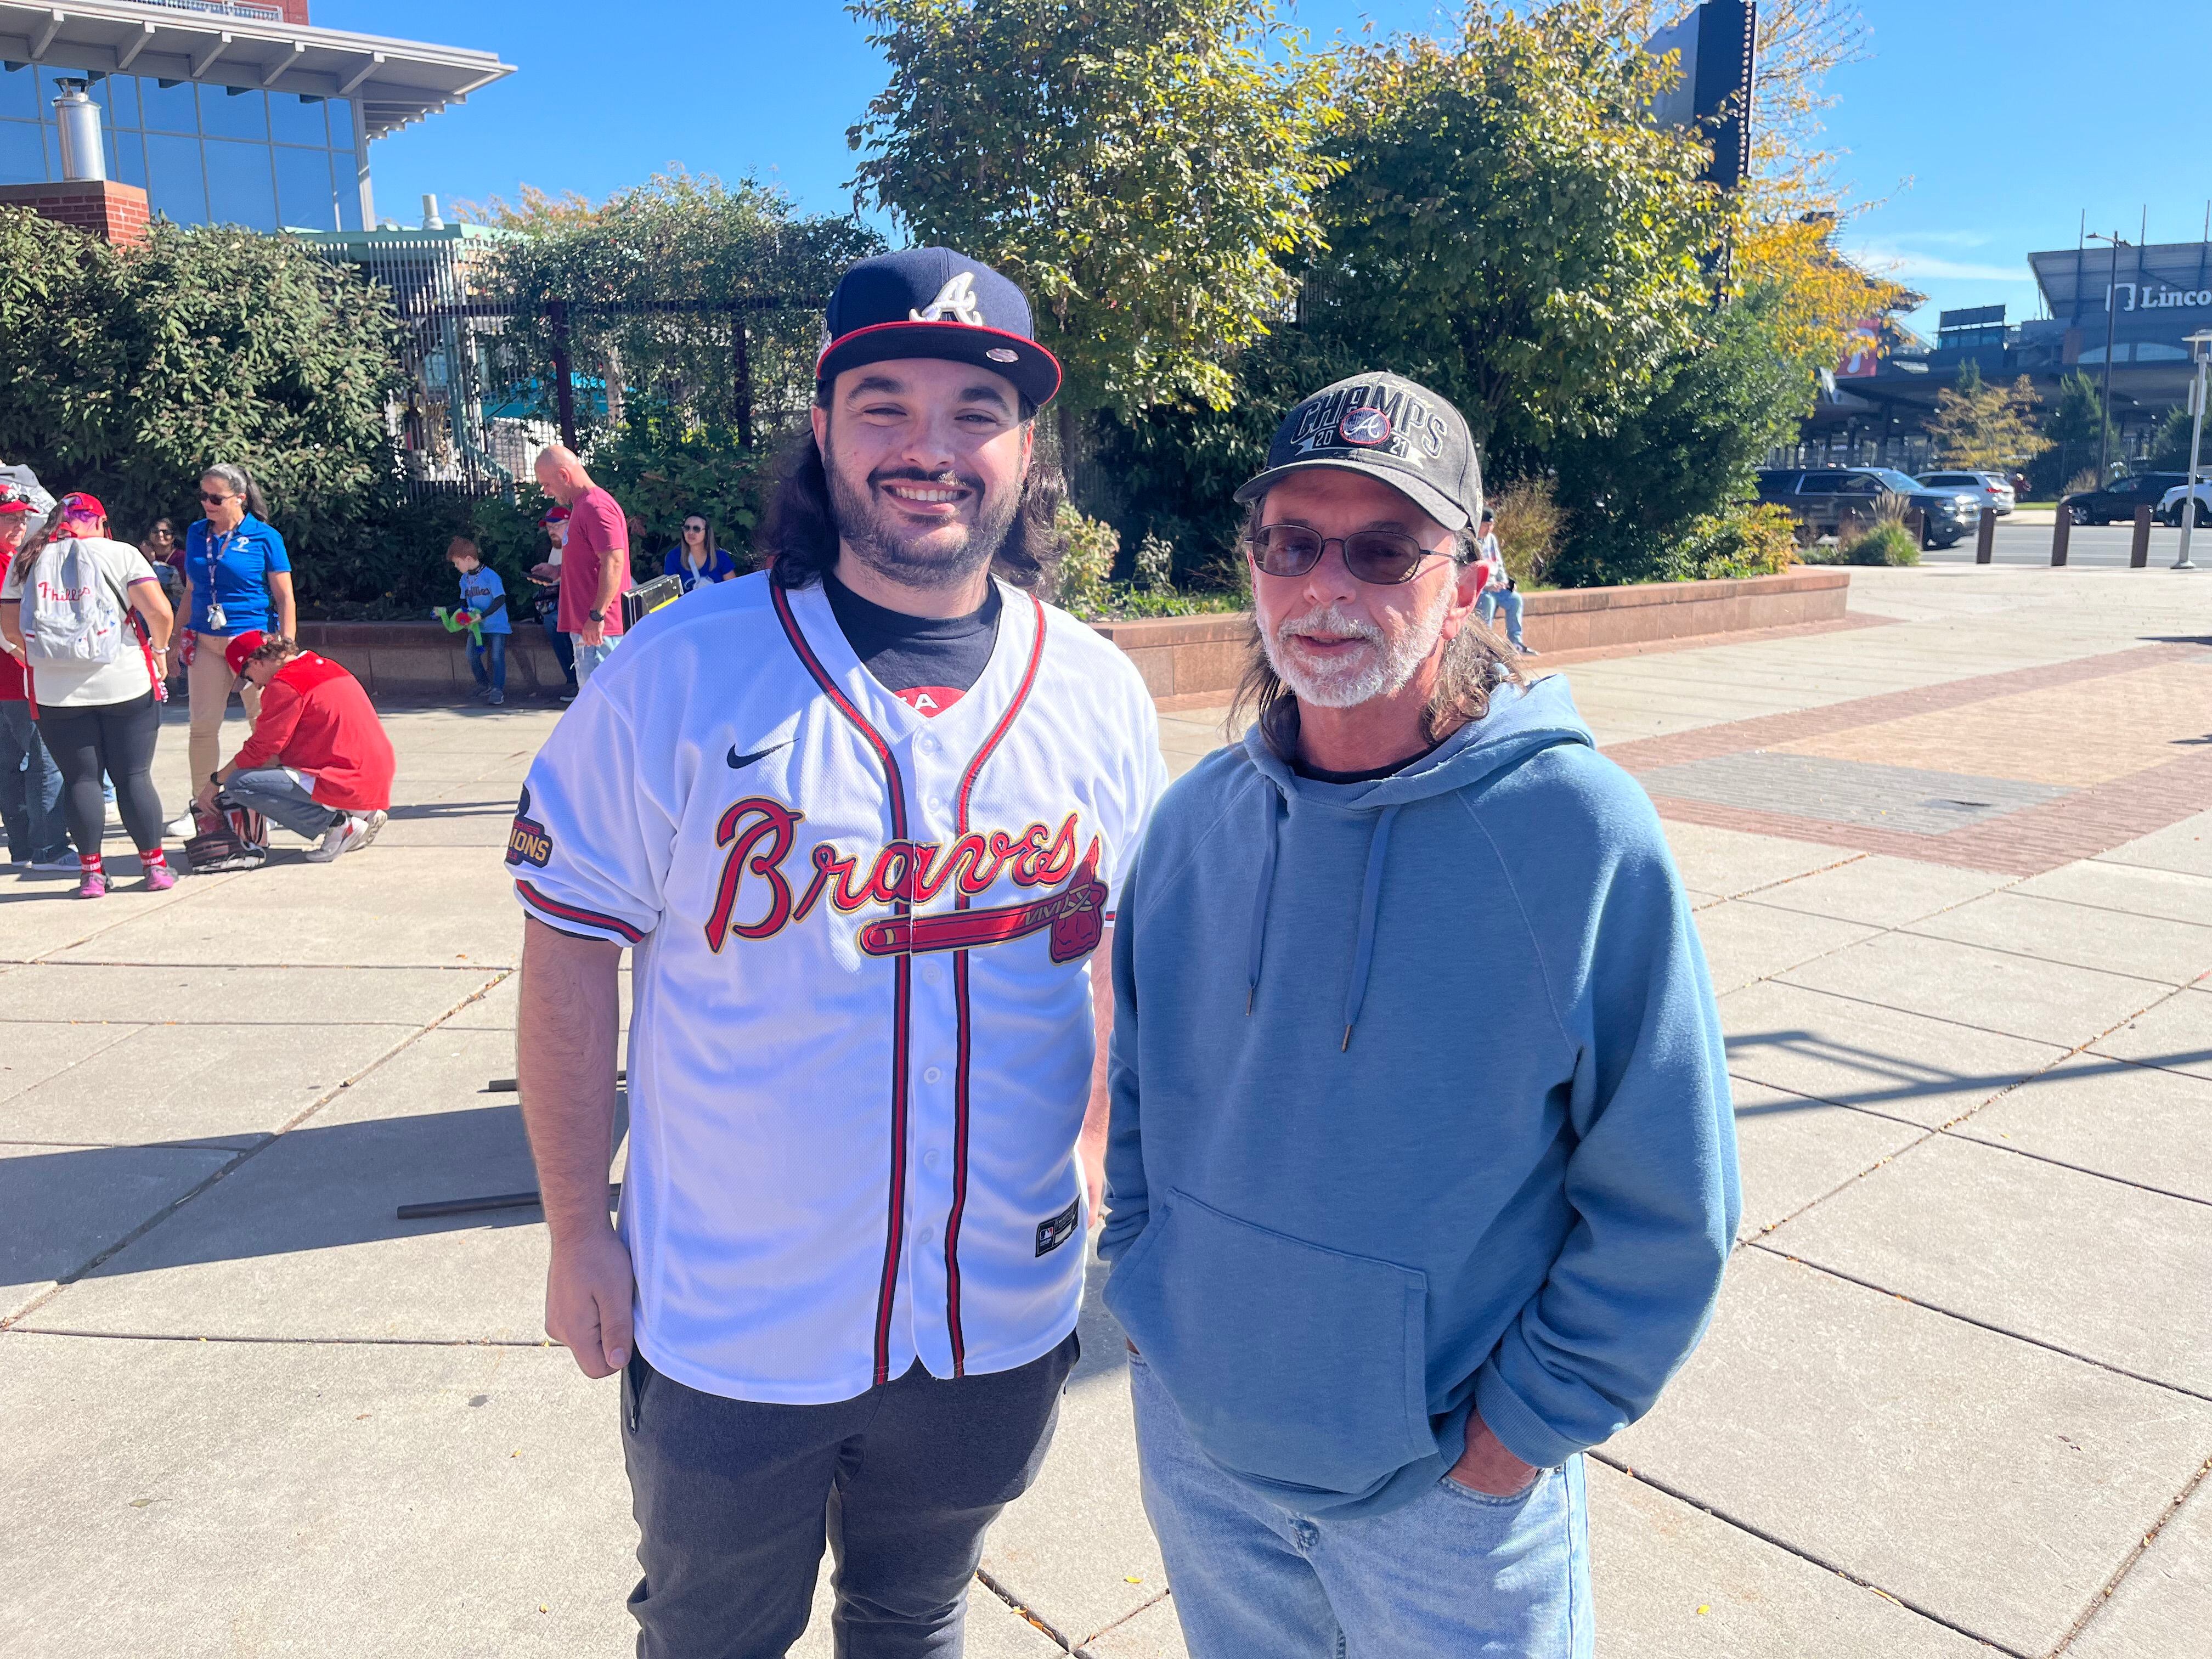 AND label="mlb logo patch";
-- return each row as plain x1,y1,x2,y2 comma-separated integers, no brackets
1035,1198,1080,1257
